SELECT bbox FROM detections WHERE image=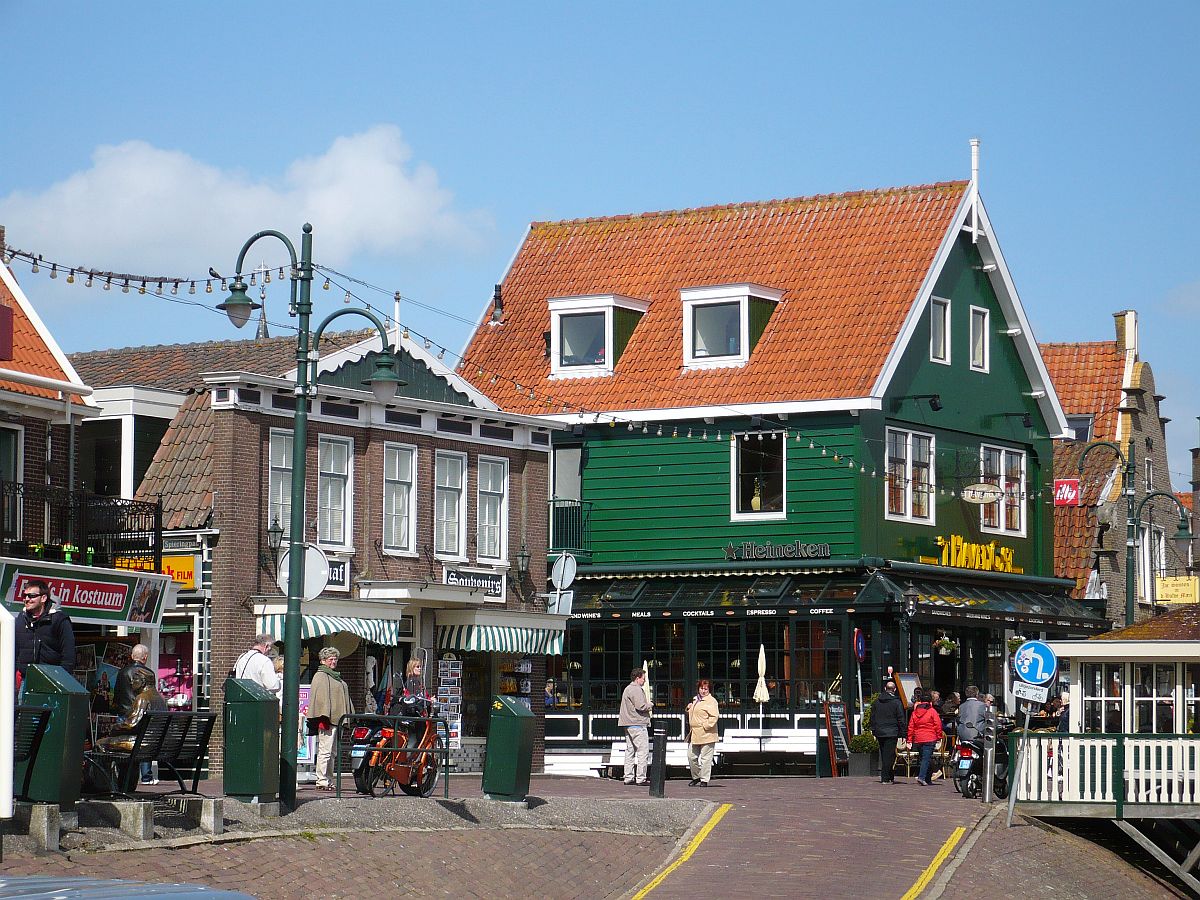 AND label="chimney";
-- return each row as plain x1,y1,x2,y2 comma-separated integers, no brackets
1113,309,1138,357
